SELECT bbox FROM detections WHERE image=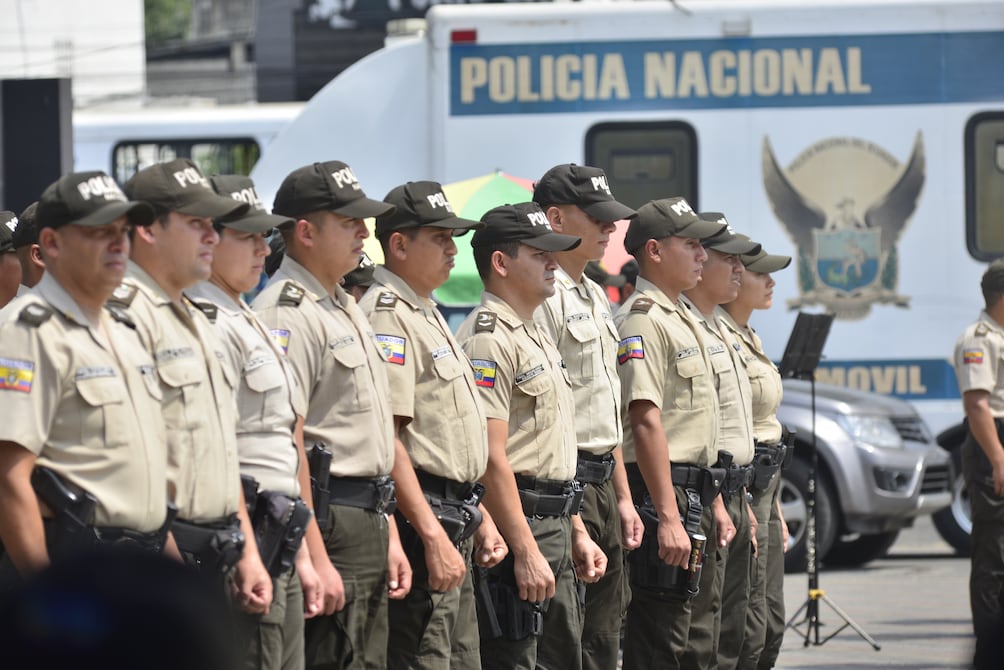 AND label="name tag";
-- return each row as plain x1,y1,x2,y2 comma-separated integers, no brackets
515,364,545,385
330,336,355,351
245,355,271,372
155,347,194,362
431,345,453,361
707,344,726,356
676,347,700,360
566,313,590,324
75,366,116,380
